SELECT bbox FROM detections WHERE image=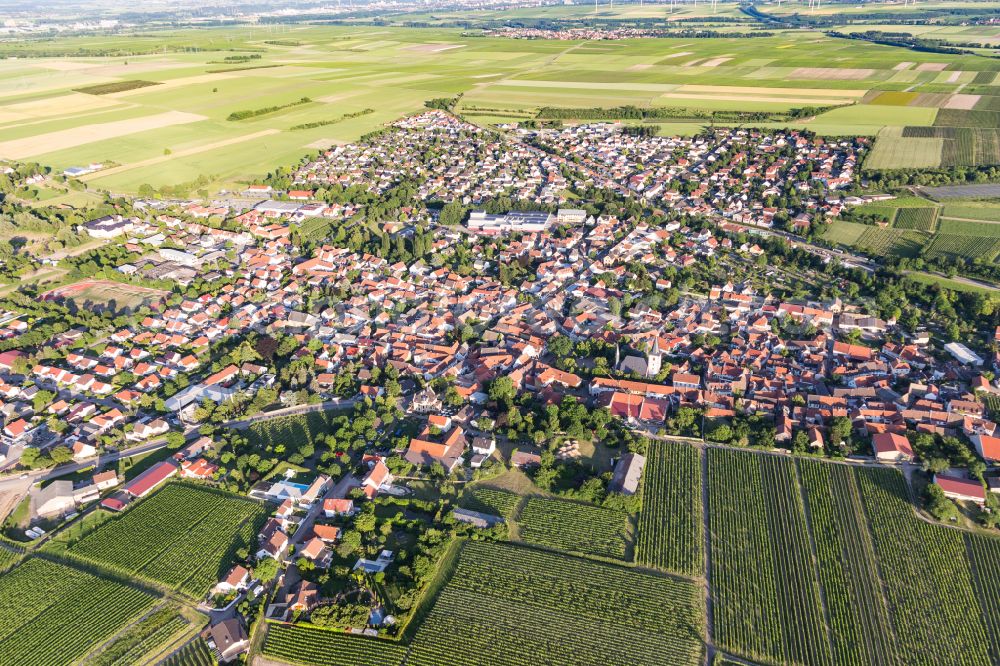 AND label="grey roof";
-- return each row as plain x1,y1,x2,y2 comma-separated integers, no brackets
609,453,646,496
